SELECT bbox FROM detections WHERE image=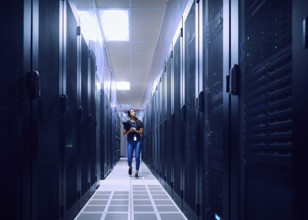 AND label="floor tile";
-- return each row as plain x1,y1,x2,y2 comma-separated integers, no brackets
83,206,105,212
160,213,186,220
134,205,154,212
104,213,128,220
74,160,187,220
107,206,129,212
75,213,102,220
134,213,157,220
